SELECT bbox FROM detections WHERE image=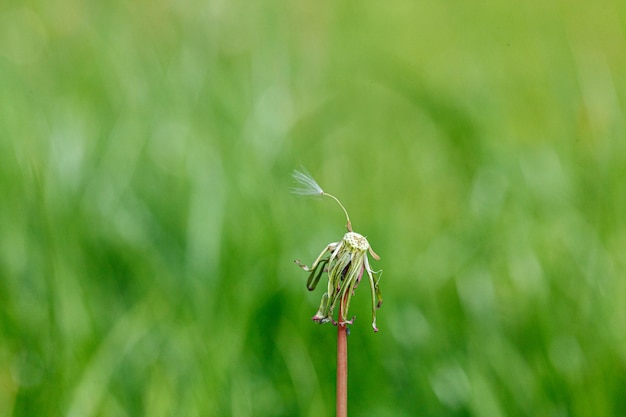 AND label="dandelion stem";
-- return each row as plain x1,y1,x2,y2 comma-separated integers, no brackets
337,294,348,417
